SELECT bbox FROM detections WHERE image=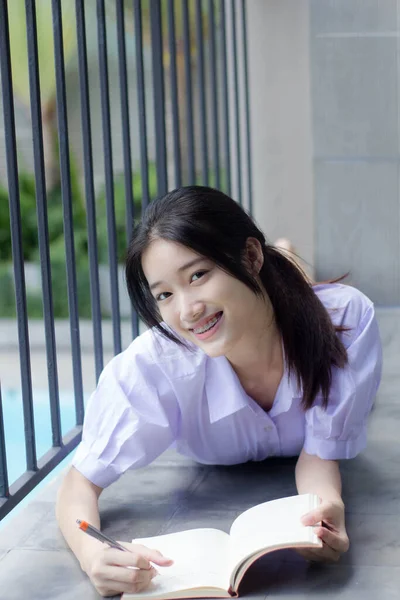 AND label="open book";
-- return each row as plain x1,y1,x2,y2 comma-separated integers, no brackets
122,493,322,599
